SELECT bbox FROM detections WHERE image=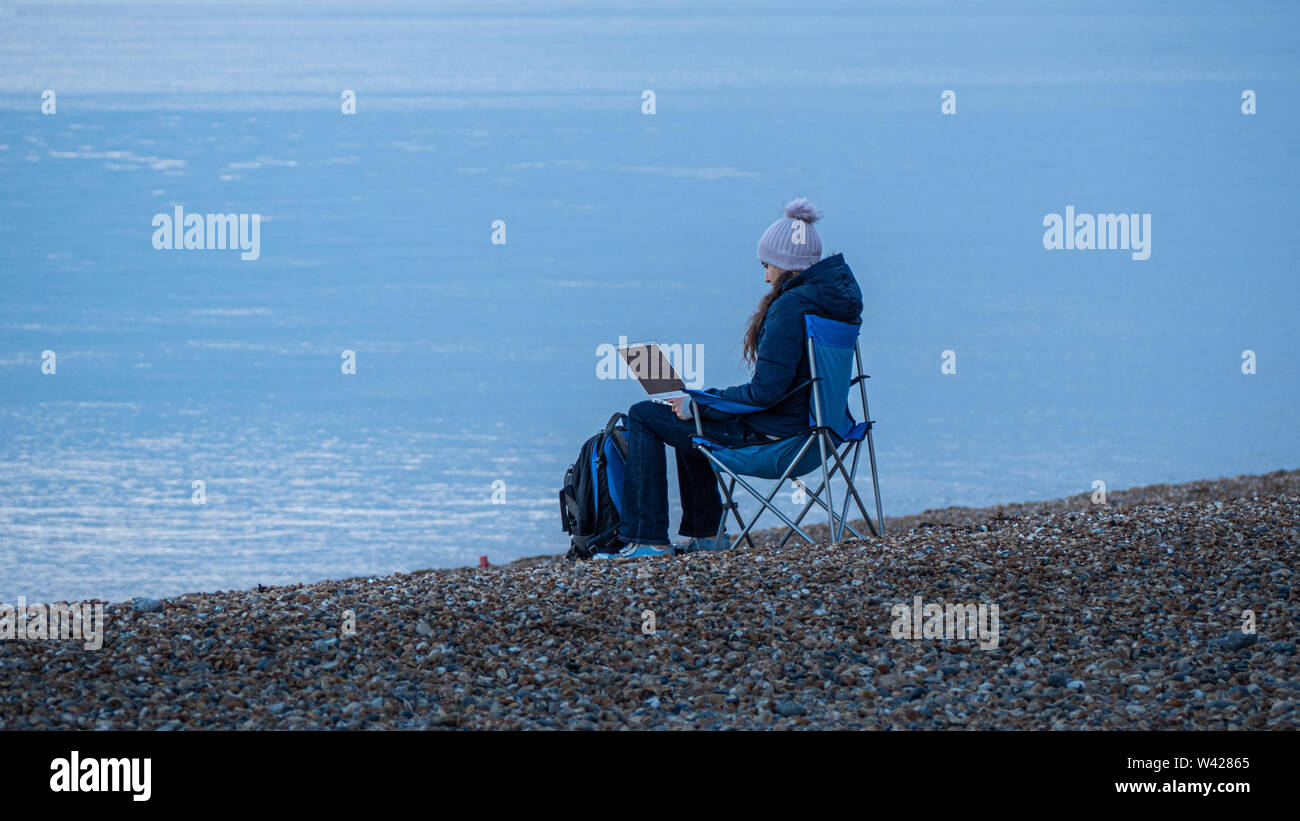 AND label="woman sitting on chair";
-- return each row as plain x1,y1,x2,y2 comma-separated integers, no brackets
599,197,863,559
